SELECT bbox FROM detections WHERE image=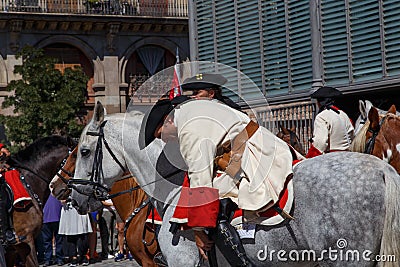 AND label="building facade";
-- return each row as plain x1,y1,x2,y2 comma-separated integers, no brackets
189,0,400,147
0,0,189,120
